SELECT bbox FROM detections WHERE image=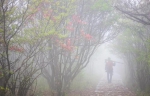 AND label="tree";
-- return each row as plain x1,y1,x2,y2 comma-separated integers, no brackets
115,0,150,25
0,0,119,96
110,18,150,94
0,0,30,95
0,0,46,95
37,0,119,95
113,0,150,94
